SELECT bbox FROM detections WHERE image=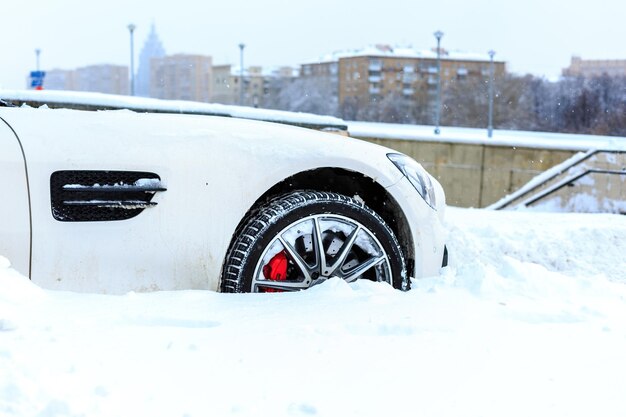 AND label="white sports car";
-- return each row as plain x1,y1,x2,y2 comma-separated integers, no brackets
0,106,447,294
